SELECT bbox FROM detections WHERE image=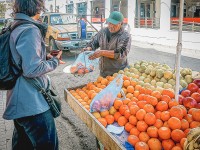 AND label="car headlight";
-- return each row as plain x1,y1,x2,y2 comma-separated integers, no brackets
57,33,70,41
